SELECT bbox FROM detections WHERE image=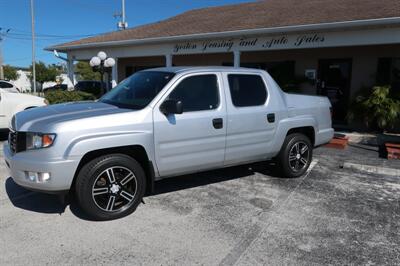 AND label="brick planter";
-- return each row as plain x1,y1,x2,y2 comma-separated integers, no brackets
385,143,400,159
325,135,349,149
